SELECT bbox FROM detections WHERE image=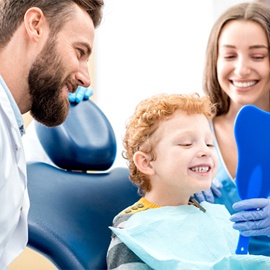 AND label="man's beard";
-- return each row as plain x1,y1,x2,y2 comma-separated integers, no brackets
28,38,72,127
